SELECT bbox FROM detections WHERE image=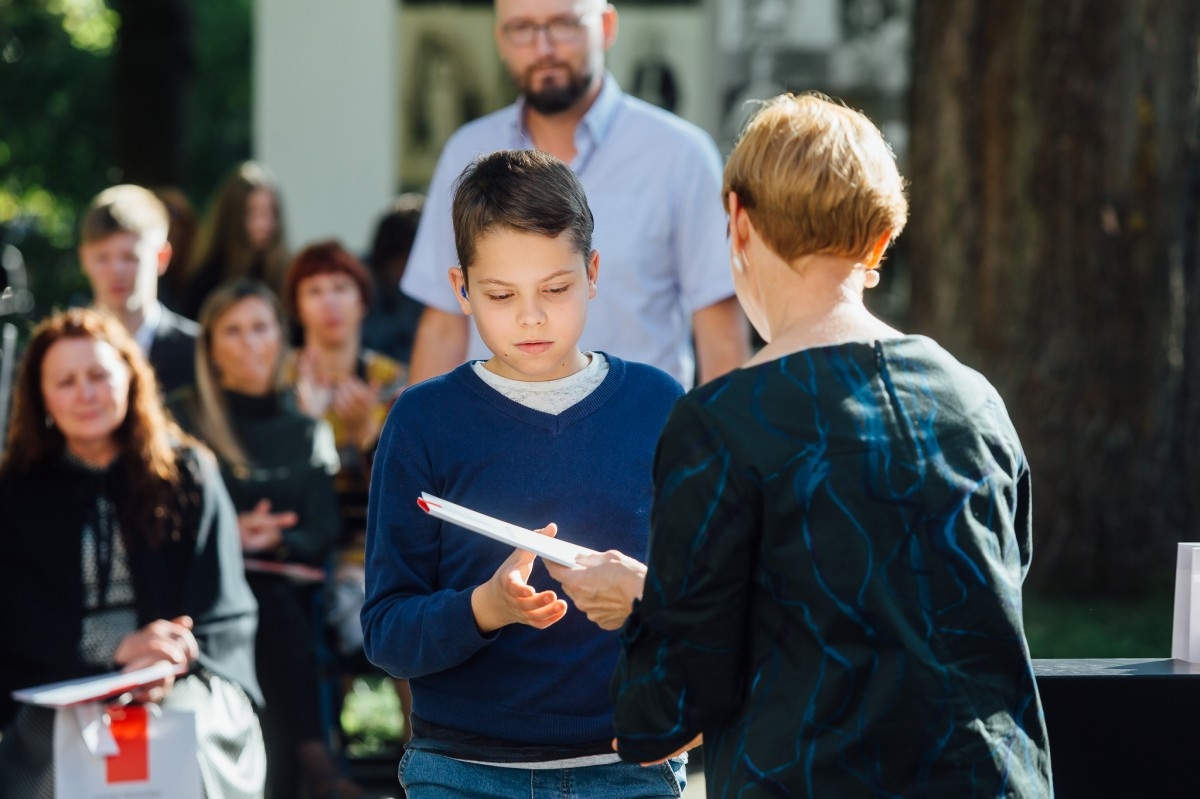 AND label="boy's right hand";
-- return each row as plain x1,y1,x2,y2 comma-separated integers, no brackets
471,523,568,633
